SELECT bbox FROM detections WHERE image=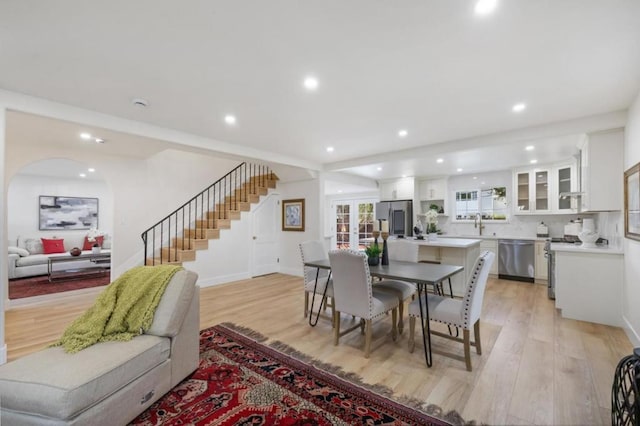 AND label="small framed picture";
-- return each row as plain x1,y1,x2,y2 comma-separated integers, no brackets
624,163,640,241
282,198,305,232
